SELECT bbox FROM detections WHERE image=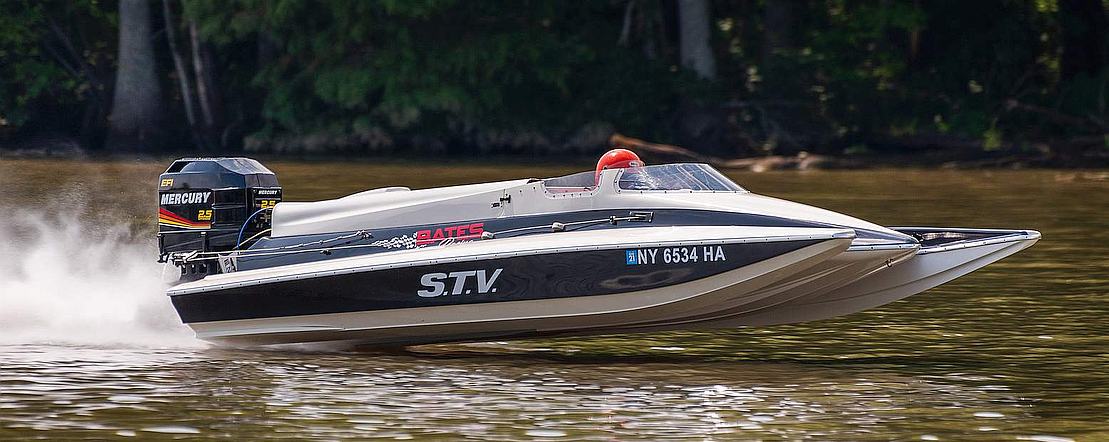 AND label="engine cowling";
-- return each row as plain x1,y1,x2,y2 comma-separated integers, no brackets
157,157,281,276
